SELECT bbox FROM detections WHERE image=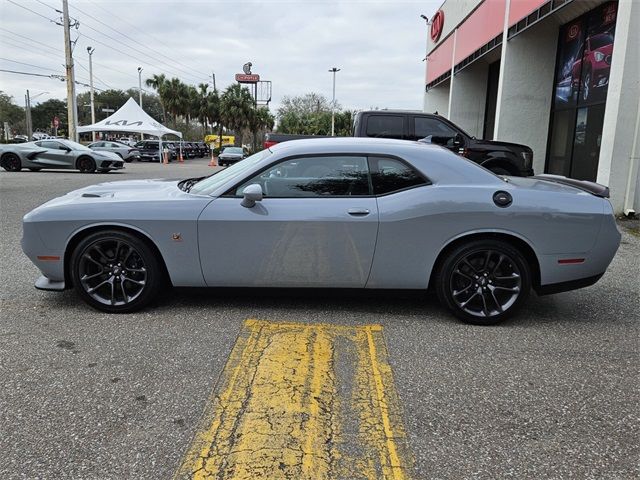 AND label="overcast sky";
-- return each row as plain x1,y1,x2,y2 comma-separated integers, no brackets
0,0,441,118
